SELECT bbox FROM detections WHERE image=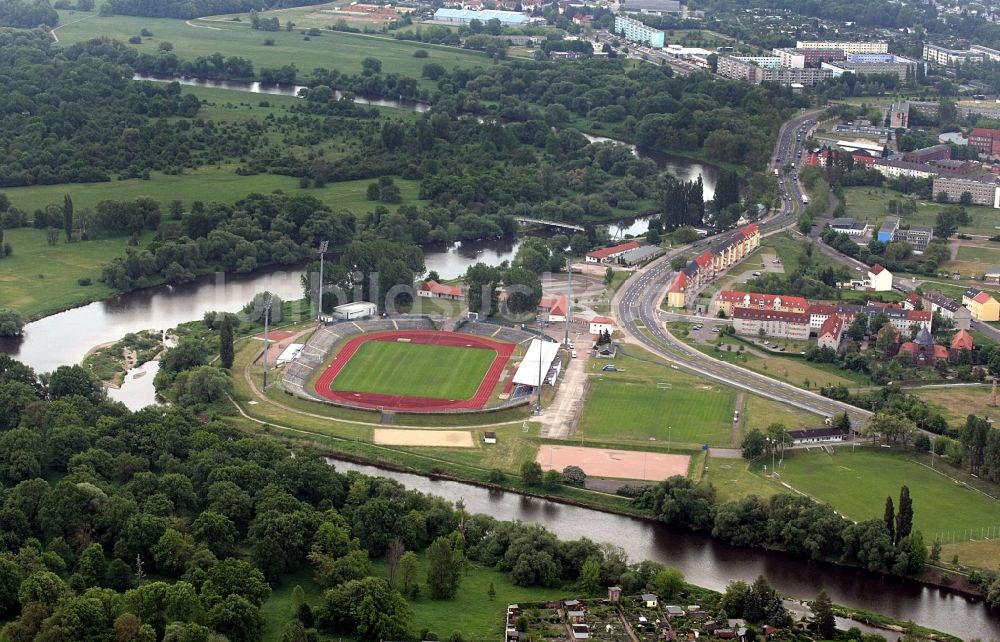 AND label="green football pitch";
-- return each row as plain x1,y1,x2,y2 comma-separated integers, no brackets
330,341,496,400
